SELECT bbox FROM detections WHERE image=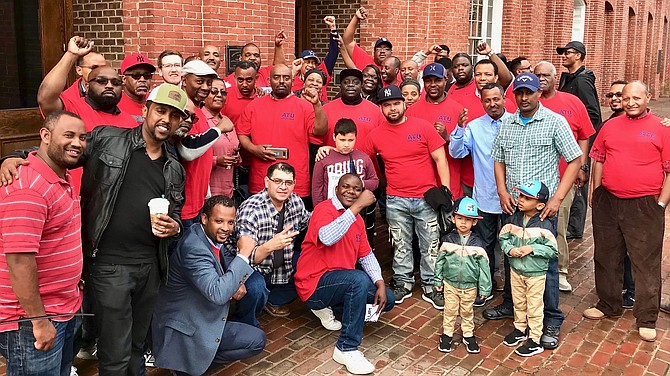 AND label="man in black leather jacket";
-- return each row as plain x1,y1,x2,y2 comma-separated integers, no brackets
0,83,188,376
